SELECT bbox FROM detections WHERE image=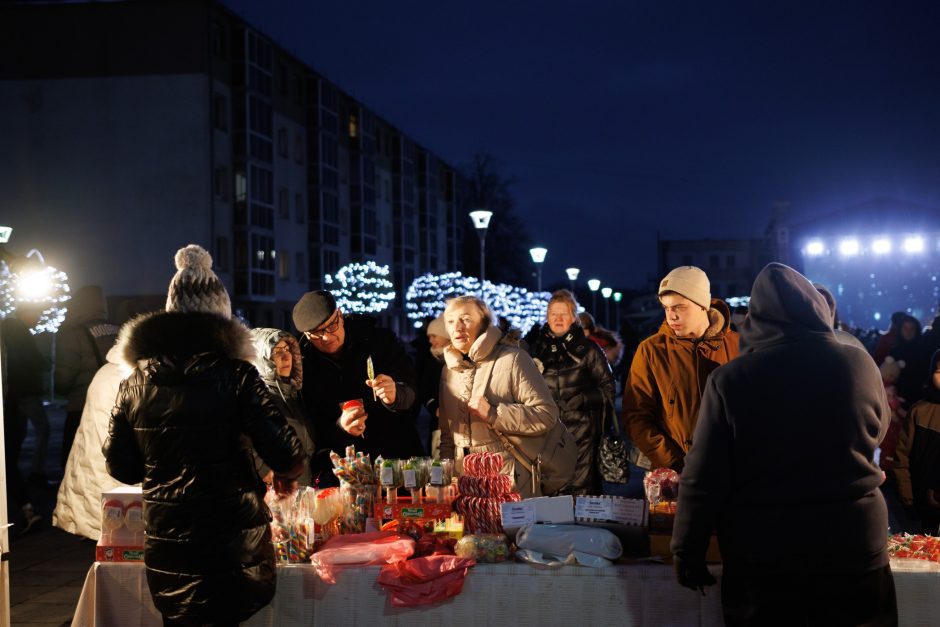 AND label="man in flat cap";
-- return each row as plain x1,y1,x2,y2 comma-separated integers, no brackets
623,266,739,472
293,290,423,485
